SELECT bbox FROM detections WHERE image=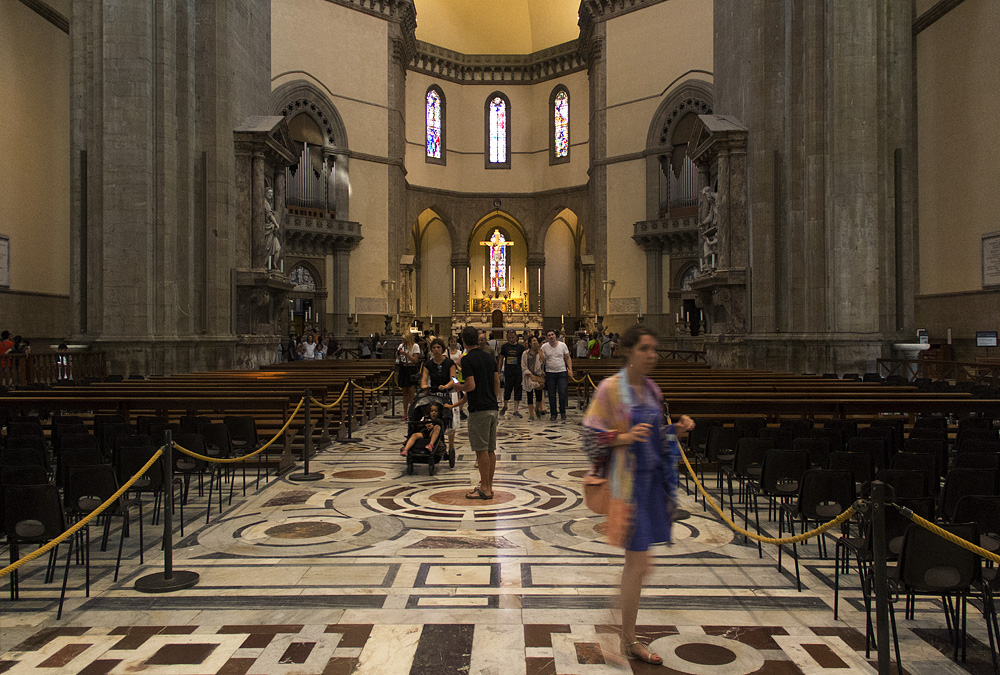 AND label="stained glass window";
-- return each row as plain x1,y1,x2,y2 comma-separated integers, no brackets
488,96,507,164
488,230,508,291
426,88,442,159
554,89,569,158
